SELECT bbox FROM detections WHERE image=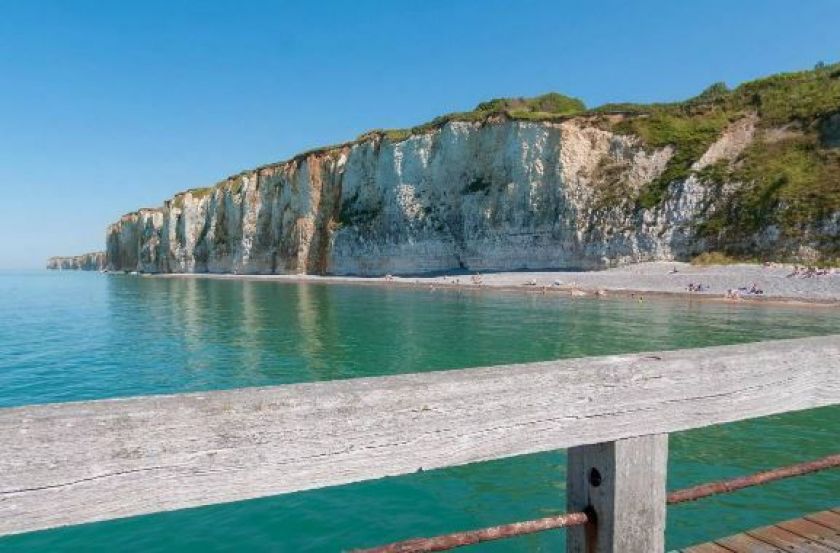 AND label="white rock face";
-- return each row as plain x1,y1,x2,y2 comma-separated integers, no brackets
691,114,757,171
47,252,105,271
102,117,791,276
